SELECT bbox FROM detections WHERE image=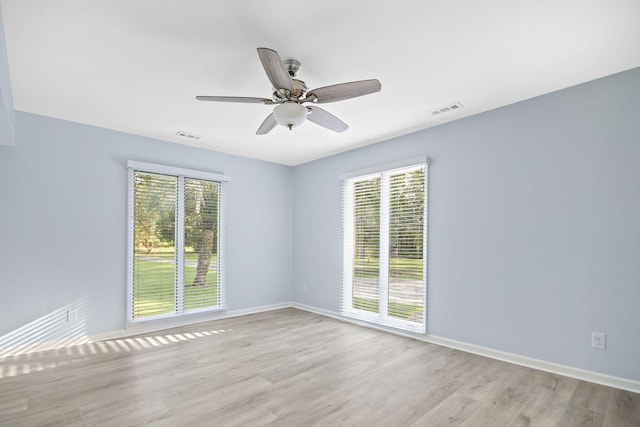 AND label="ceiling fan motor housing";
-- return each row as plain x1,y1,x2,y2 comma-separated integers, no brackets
273,78,308,102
